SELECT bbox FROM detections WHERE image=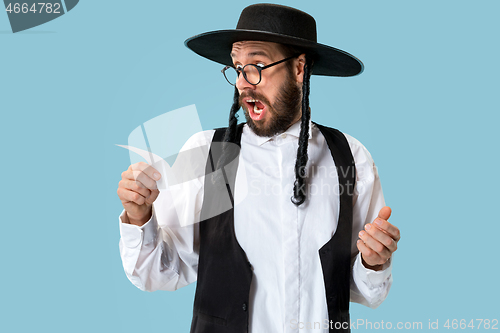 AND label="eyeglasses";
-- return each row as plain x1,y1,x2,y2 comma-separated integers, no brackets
221,54,299,86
